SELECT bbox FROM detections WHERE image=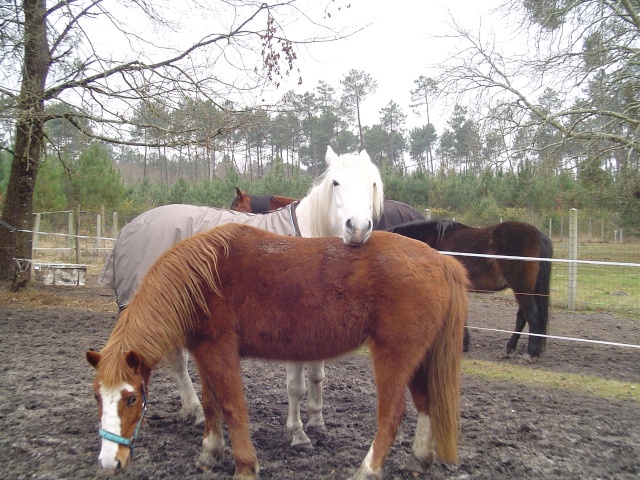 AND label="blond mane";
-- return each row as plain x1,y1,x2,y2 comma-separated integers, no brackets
97,223,240,385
